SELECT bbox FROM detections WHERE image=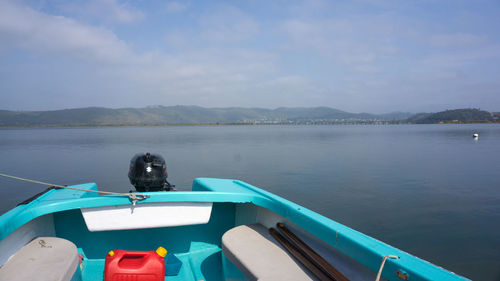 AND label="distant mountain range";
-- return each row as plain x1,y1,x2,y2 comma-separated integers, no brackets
0,106,413,126
0,106,497,127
